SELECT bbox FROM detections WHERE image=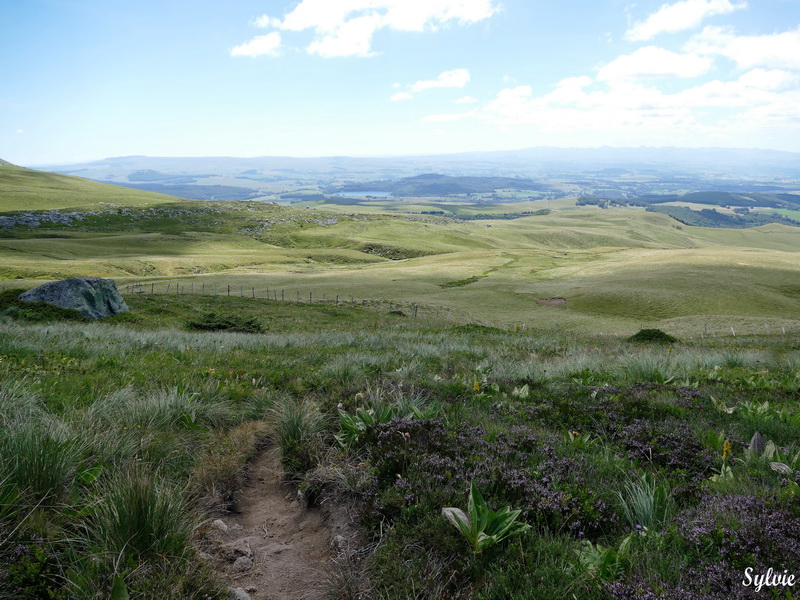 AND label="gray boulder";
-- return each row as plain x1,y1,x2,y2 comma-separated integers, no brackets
19,277,130,319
